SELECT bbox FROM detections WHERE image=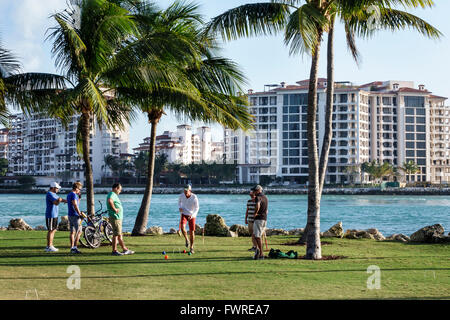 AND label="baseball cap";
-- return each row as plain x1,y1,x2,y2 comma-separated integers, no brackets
184,184,192,191
50,182,62,189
